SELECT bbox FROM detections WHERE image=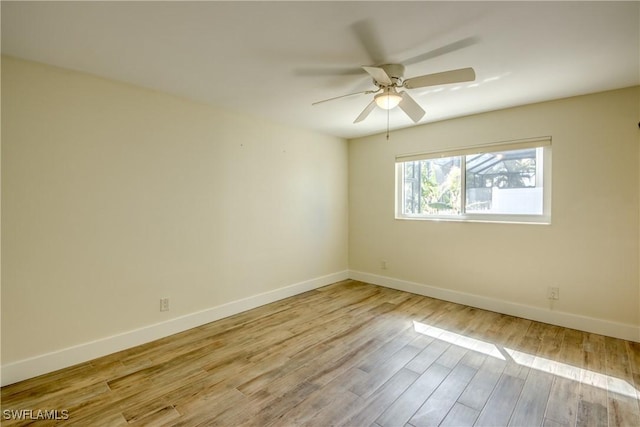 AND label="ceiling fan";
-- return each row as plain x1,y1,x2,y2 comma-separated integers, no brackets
310,20,478,125
313,64,476,124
